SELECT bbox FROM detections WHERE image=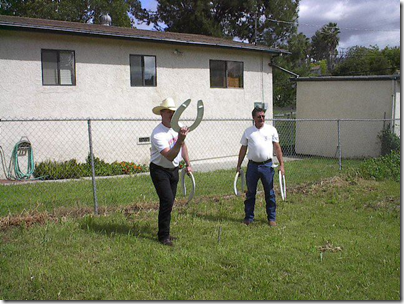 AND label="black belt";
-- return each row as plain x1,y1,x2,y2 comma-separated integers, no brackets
150,162,178,171
249,158,272,165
